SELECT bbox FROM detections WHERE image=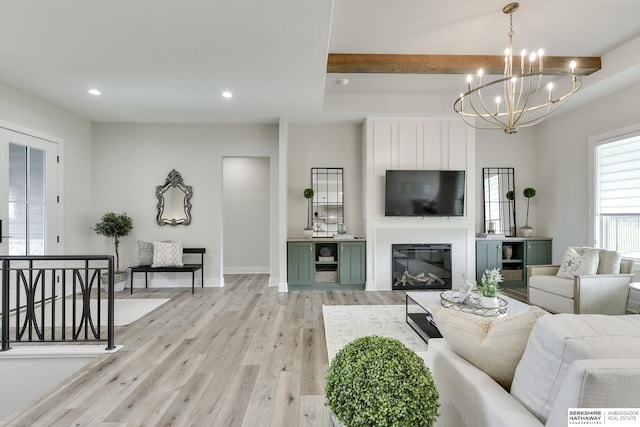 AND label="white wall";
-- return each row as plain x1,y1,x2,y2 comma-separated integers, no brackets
0,82,92,254
223,157,270,273
91,123,279,287
535,81,640,261
474,128,538,235
0,354,93,420
287,123,364,238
